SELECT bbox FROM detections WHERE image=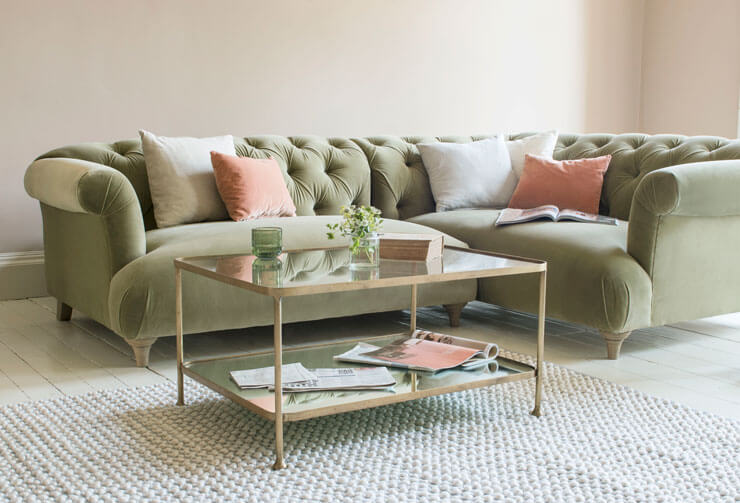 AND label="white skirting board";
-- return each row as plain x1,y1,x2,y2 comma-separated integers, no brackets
0,251,47,300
